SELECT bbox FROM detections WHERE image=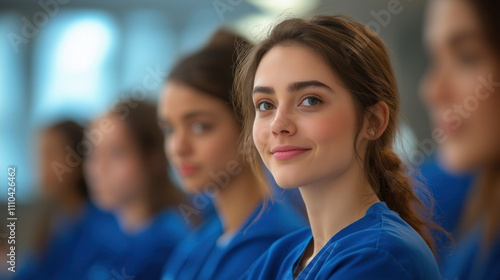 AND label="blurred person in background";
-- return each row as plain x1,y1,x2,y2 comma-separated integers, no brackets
422,0,500,279
157,29,307,280
83,100,190,280
14,120,114,280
